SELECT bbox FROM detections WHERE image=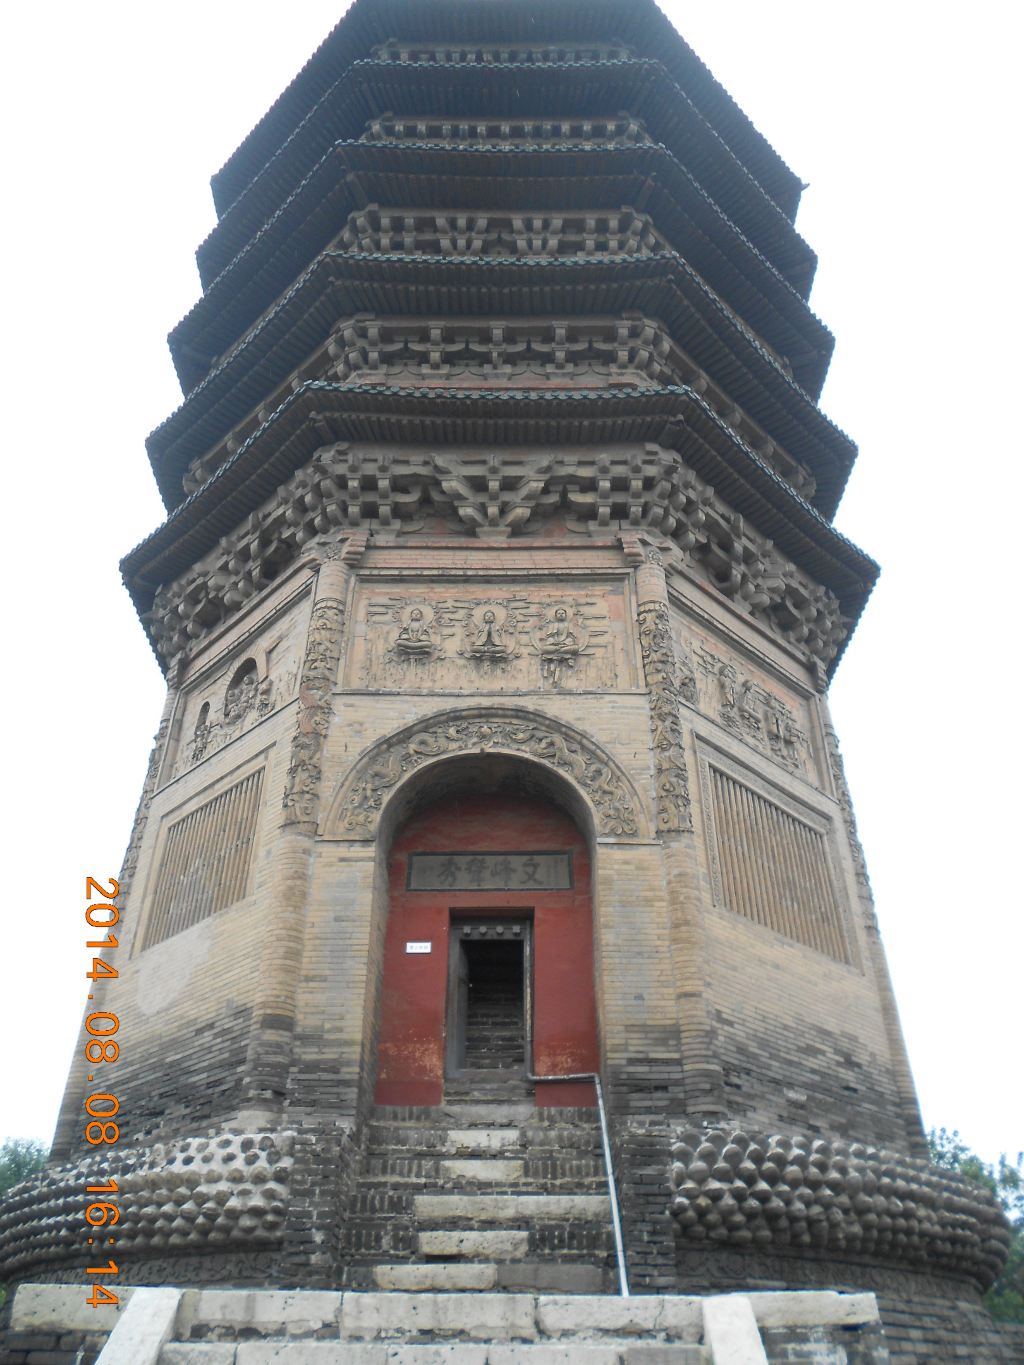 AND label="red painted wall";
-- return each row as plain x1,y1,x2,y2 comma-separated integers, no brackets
375,791,598,1108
